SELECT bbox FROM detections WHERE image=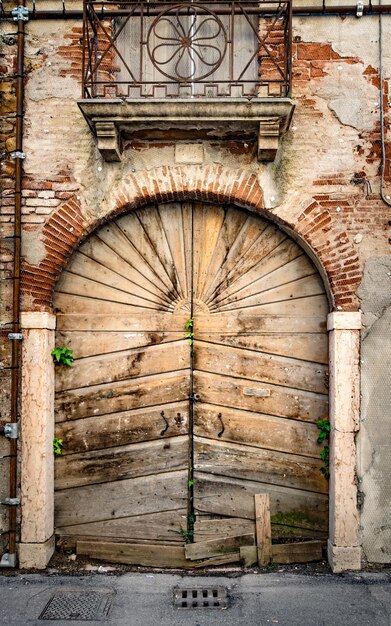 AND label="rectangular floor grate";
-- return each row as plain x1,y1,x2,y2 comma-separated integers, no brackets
39,590,113,621
173,587,228,609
